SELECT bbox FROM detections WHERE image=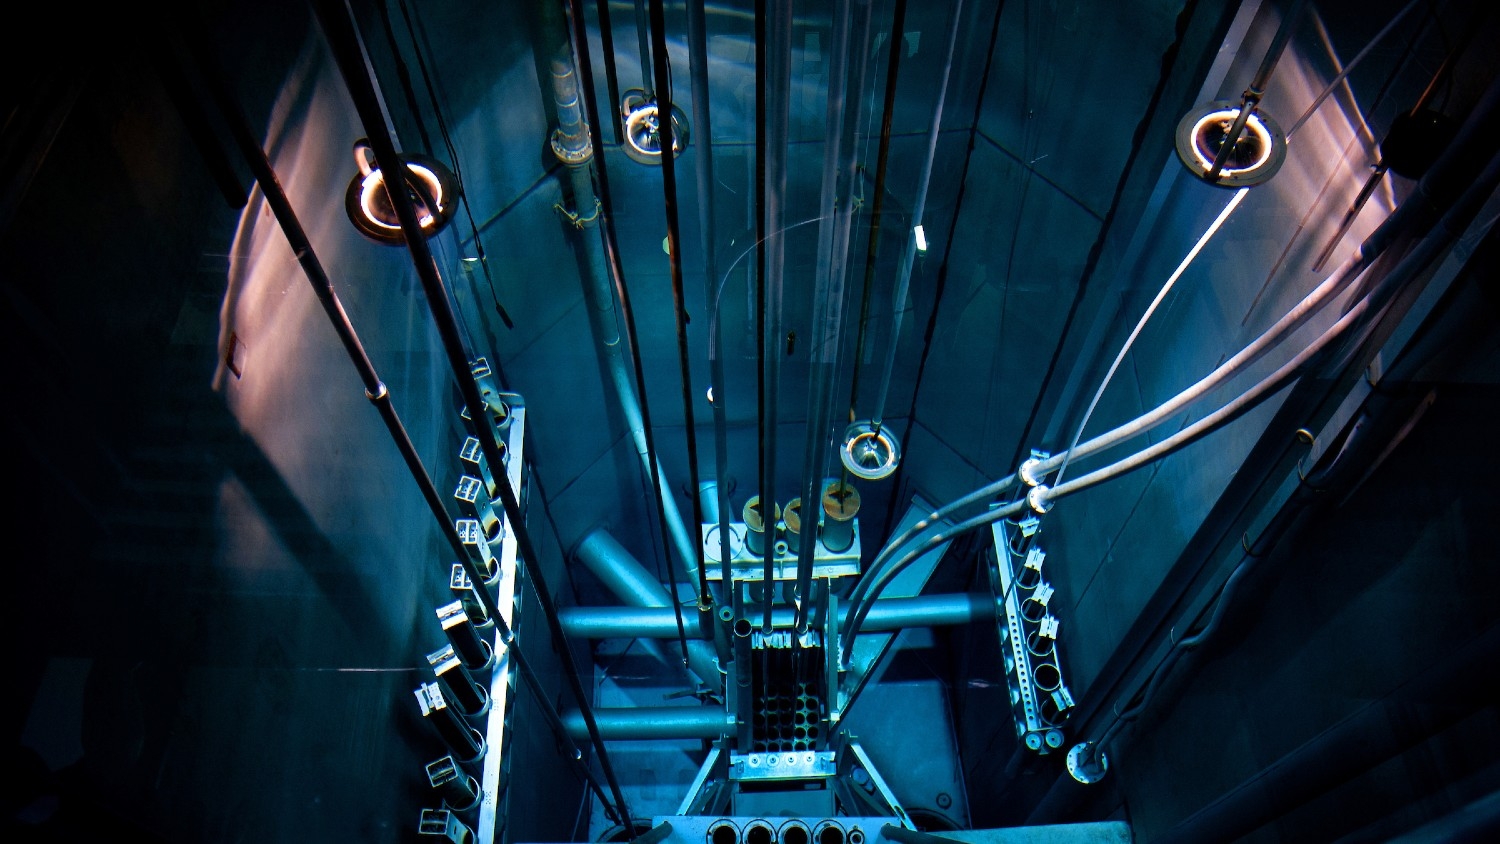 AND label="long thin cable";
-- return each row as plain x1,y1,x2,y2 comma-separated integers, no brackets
1284,0,1424,139
310,0,635,826
868,0,966,435
648,0,710,607
562,0,694,675
1053,187,1248,486
396,0,513,328
847,0,909,420
187,28,623,822
859,234,1383,604
596,0,624,146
